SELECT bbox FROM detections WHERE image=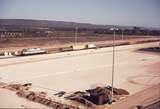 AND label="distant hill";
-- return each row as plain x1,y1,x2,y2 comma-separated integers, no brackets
0,19,132,30
0,19,160,36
